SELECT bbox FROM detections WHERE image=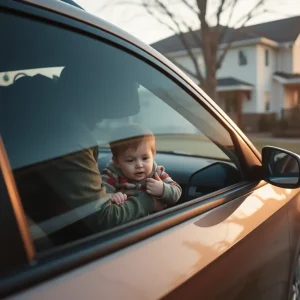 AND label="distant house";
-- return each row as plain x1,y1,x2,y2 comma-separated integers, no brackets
151,16,300,131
